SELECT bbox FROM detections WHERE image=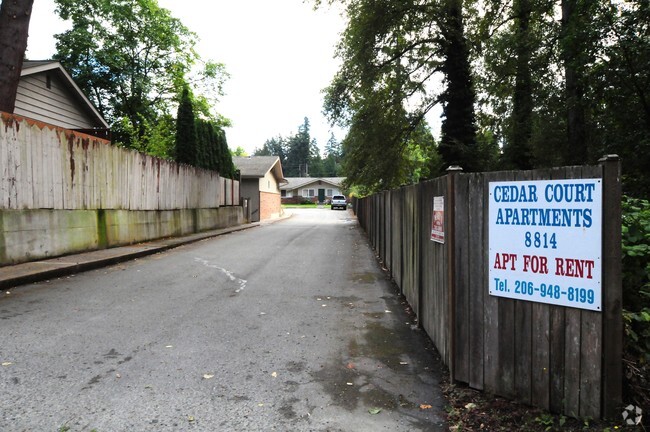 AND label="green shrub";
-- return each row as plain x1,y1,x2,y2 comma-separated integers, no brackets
621,196,650,410
622,196,650,363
